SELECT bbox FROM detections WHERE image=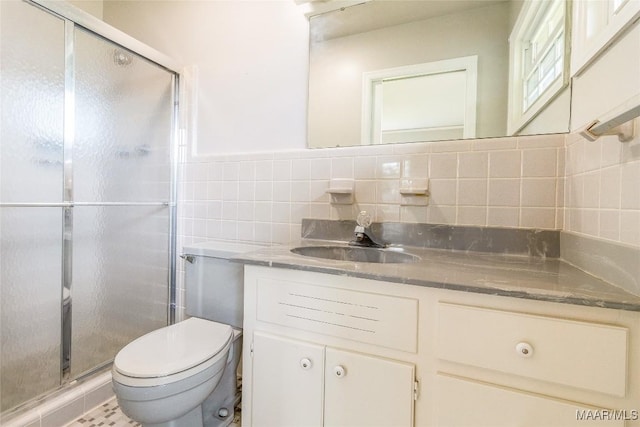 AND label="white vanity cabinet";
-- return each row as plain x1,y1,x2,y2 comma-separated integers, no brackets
323,347,415,427
250,332,415,427
242,266,419,427
241,265,640,427
434,303,629,427
435,374,623,427
250,332,323,426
